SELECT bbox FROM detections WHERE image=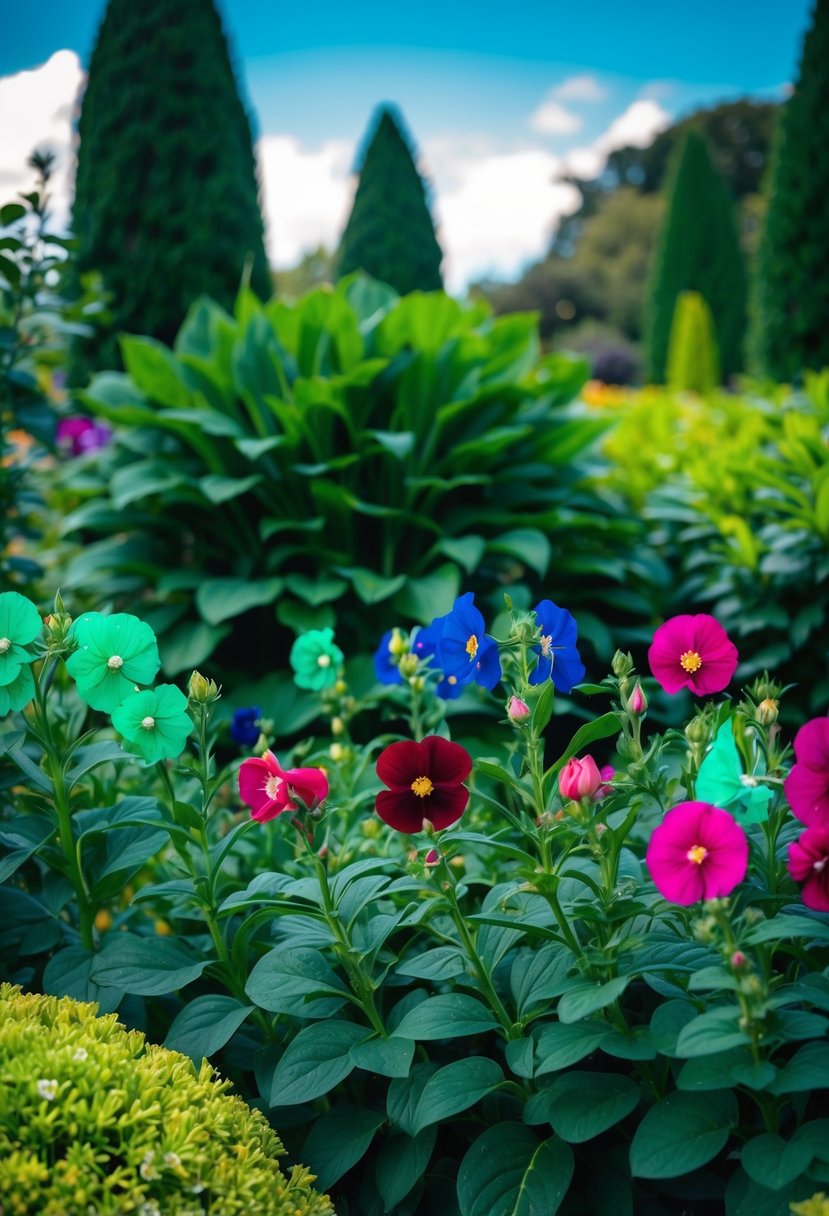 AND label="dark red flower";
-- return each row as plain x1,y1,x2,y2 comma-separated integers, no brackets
375,735,472,833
